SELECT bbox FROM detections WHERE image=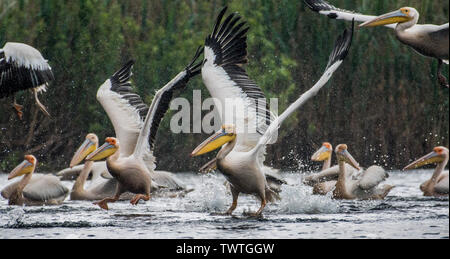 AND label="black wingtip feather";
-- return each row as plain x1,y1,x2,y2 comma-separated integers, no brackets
326,19,354,70
304,0,333,12
204,7,272,134
109,60,149,121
